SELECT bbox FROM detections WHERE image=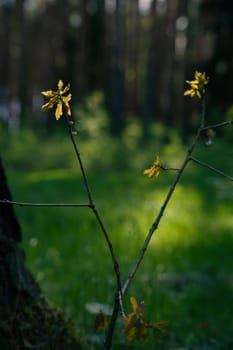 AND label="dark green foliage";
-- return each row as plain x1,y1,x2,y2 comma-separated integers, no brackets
0,122,232,348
